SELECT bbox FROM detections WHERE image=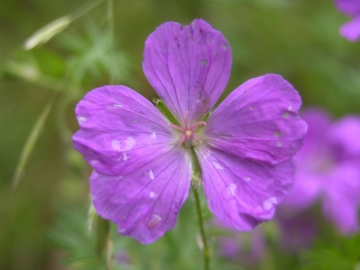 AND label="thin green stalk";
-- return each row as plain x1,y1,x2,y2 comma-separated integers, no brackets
106,0,115,84
192,186,210,270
